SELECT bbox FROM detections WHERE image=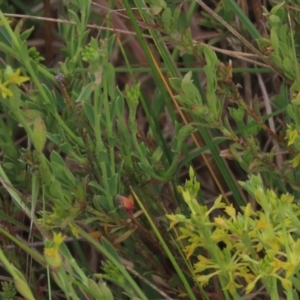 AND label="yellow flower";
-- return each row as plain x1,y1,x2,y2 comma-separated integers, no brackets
194,256,219,273
196,271,220,287
0,83,13,98
245,275,262,294
178,226,192,240
223,279,243,295
44,247,56,257
184,241,199,258
270,257,284,272
44,247,62,269
197,254,212,265
214,216,229,228
256,219,270,229
44,233,65,269
53,232,66,247
207,195,225,215
280,277,292,291
243,203,255,219
239,272,256,284
283,262,296,278
5,69,29,86
0,67,29,99
166,214,186,227
225,204,236,220
255,242,263,252
211,228,228,242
